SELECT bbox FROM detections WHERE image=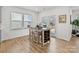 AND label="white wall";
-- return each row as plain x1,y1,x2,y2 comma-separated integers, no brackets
39,7,72,41
1,6,38,41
